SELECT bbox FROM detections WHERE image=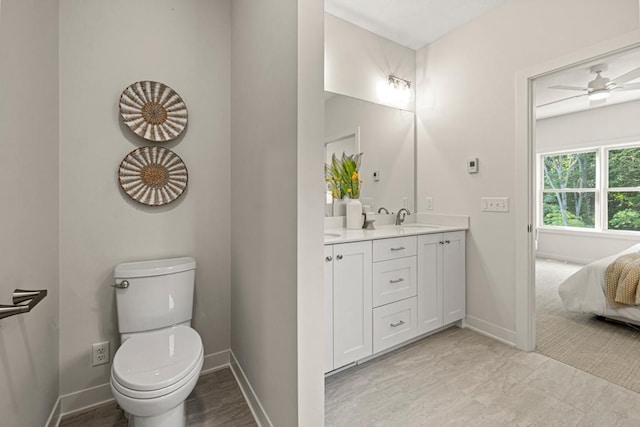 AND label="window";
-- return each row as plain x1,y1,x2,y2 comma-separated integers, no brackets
540,144,640,233
607,147,640,231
